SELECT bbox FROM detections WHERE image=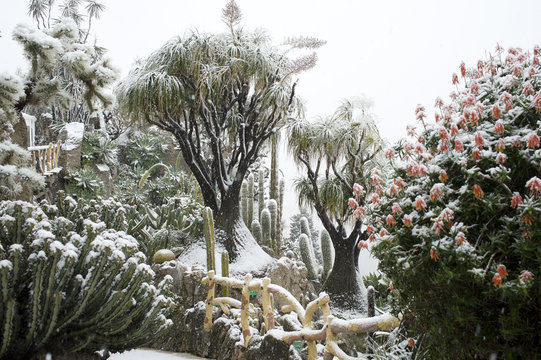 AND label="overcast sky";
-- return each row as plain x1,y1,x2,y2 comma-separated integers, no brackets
2,0,541,272
3,0,541,144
